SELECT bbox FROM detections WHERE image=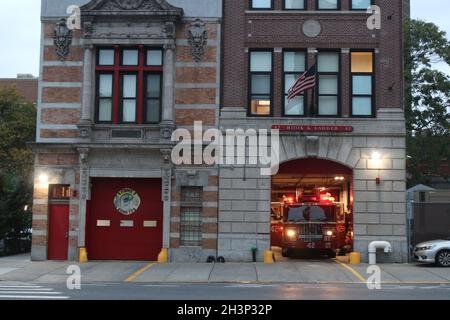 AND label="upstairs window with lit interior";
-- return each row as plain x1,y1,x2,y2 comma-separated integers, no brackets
95,46,163,124
249,50,273,116
351,51,374,117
